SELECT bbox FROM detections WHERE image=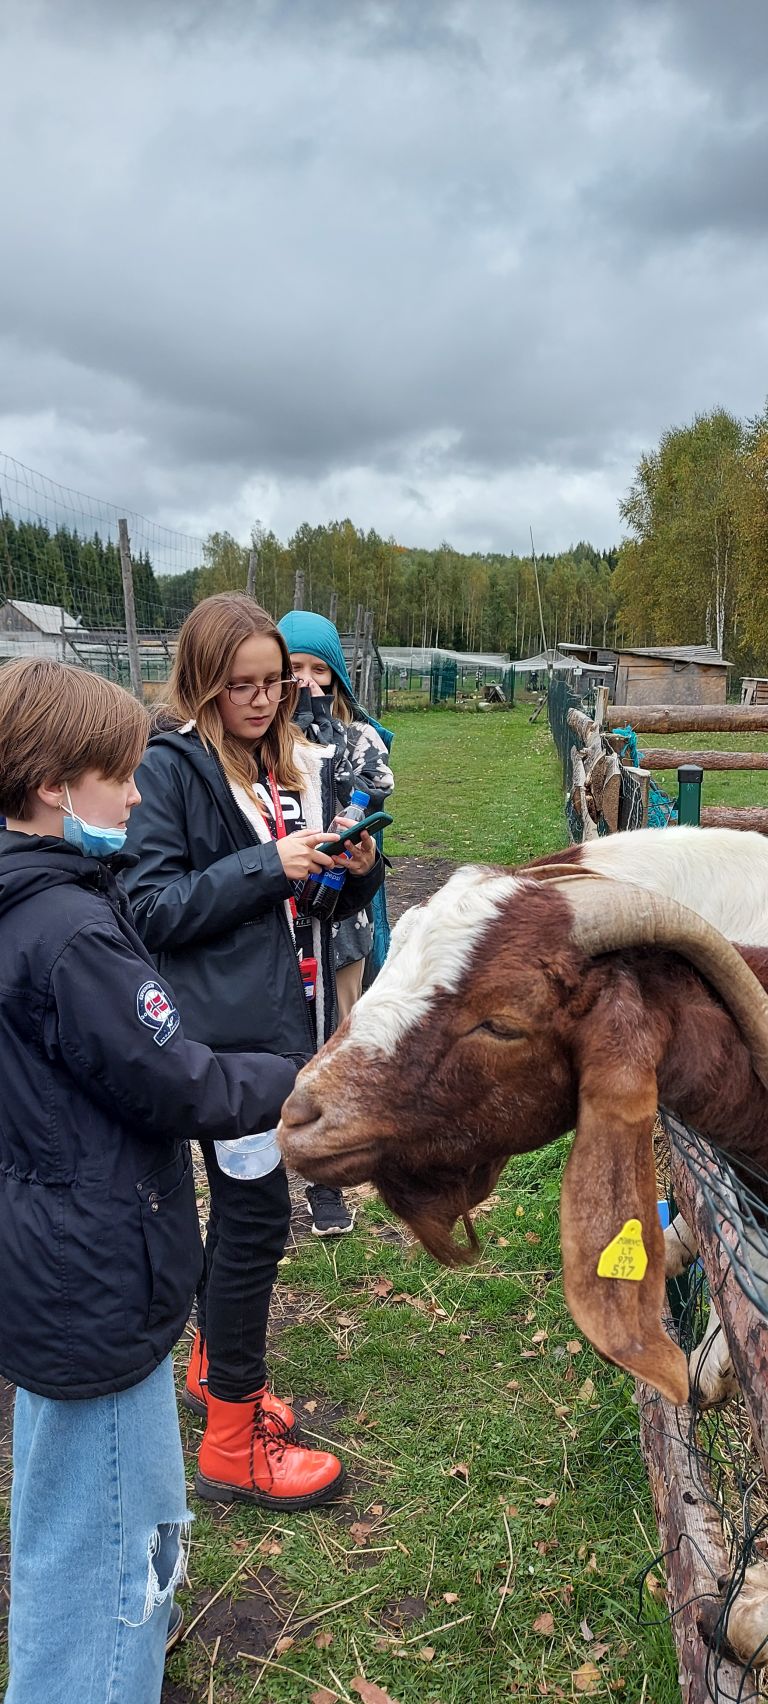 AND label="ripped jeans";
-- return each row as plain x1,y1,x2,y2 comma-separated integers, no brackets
5,1355,190,1704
